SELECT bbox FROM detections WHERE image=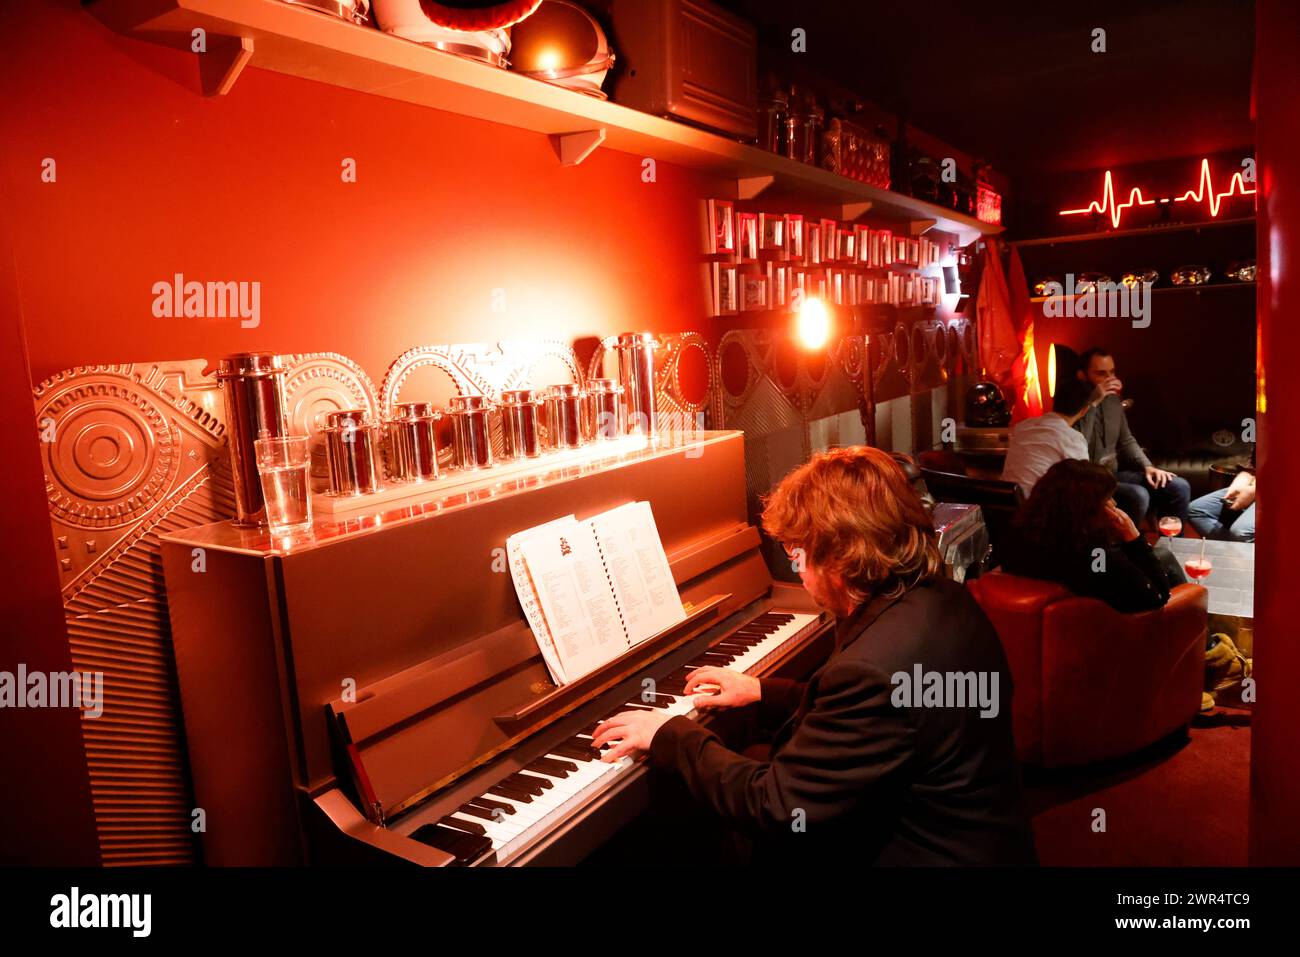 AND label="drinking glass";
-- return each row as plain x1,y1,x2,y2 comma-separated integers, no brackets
254,435,313,532
1158,516,1182,537
1184,539,1213,581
